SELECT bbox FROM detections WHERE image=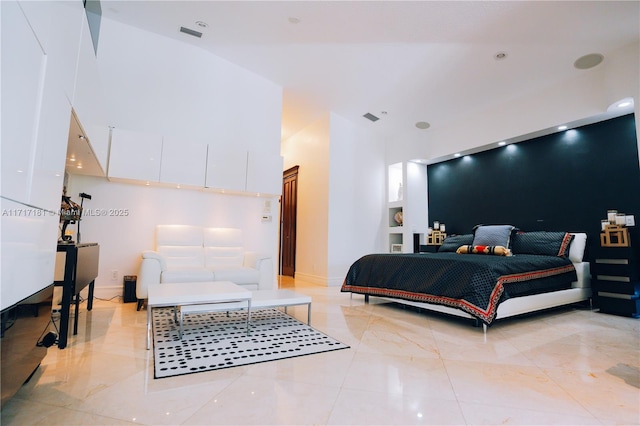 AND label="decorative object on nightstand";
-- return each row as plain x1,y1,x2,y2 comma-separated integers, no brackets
600,209,630,247
592,211,638,318
426,222,447,245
